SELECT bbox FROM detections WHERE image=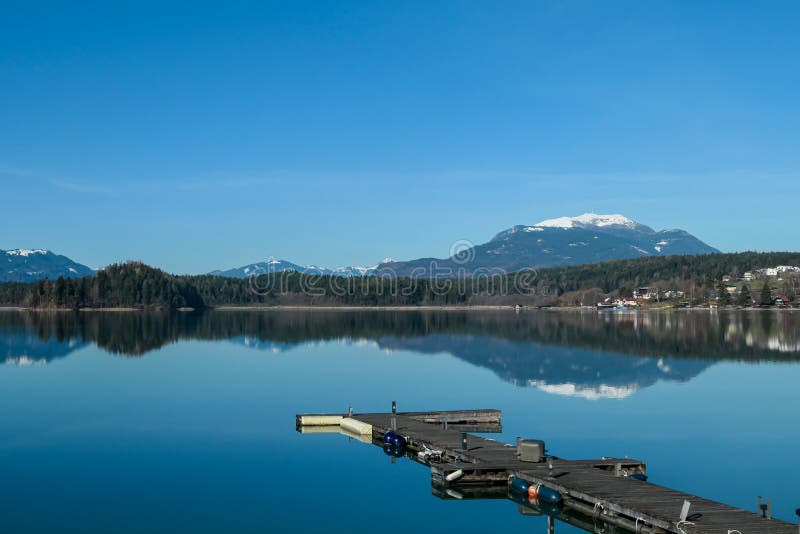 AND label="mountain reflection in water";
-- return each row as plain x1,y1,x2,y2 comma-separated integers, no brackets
2,309,799,399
